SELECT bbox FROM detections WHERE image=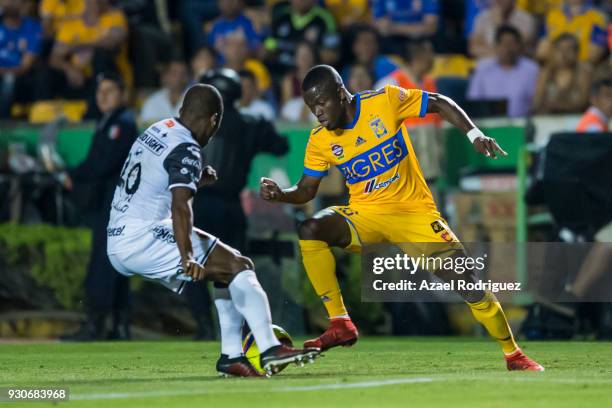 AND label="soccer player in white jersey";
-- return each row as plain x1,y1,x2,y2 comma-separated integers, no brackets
106,84,320,377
